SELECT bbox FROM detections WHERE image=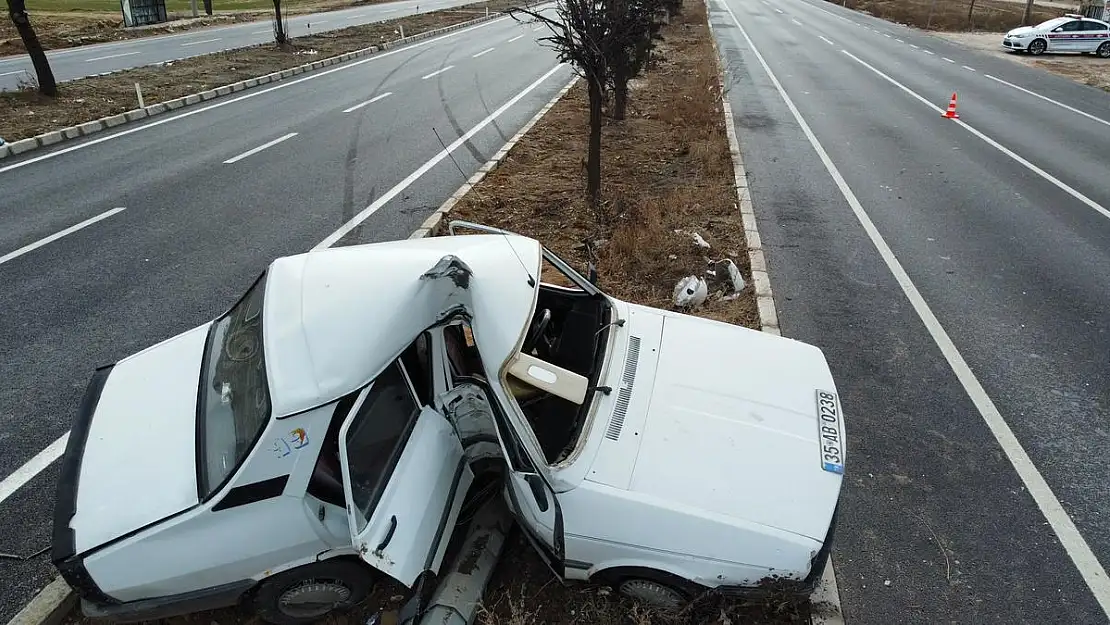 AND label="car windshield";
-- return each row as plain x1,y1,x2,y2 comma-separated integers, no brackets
197,274,271,498
1035,17,1069,29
